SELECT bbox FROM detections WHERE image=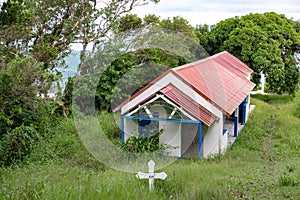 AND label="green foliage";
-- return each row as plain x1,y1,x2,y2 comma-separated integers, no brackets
116,14,199,43
143,14,160,26
0,0,159,73
27,117,105,170
196,12,300,94
0,100,61,166
0,0,161,166
195,24,215,54
122,130,164,153
251,94,294,105
77,14,201,112
159,16,199,43
118,14,143,32
0,56,46,135
293,92,300,117
0,56,61,165
98,111,120,140
0,125,39,165
94,48,187,111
